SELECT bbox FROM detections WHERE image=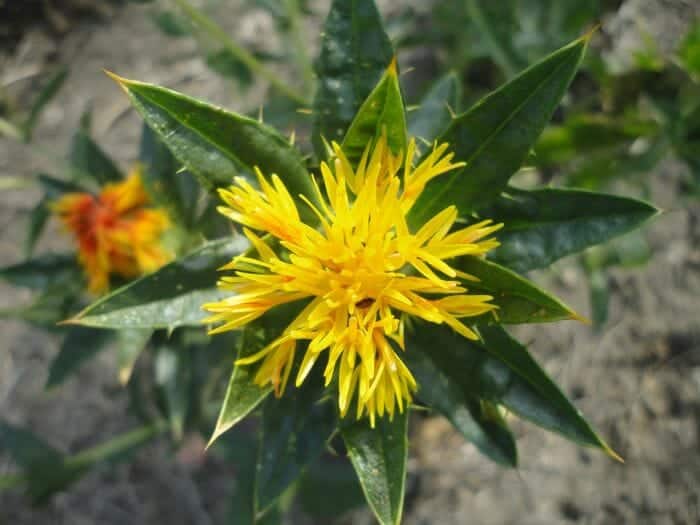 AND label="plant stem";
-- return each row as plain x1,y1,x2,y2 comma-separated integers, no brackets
169,0,308,105
65,420,167,470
